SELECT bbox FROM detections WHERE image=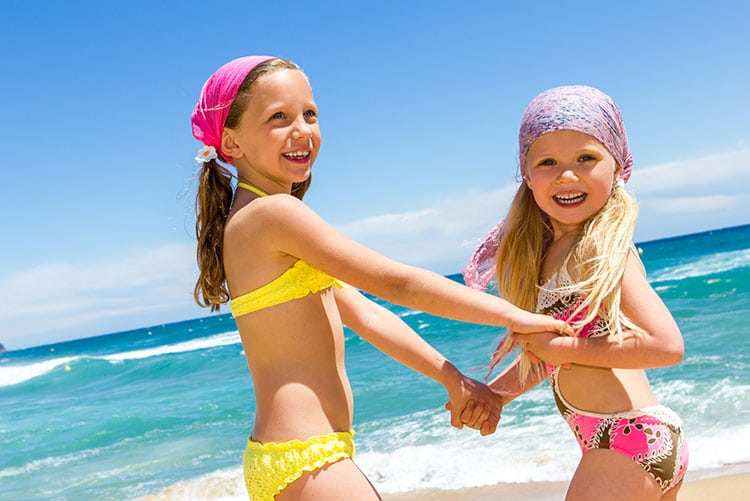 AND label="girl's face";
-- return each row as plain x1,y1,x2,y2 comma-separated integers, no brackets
225,69,321,190
524,129,619,236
